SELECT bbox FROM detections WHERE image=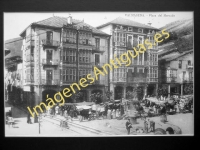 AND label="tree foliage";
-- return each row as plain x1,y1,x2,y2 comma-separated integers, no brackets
90,92,103,104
